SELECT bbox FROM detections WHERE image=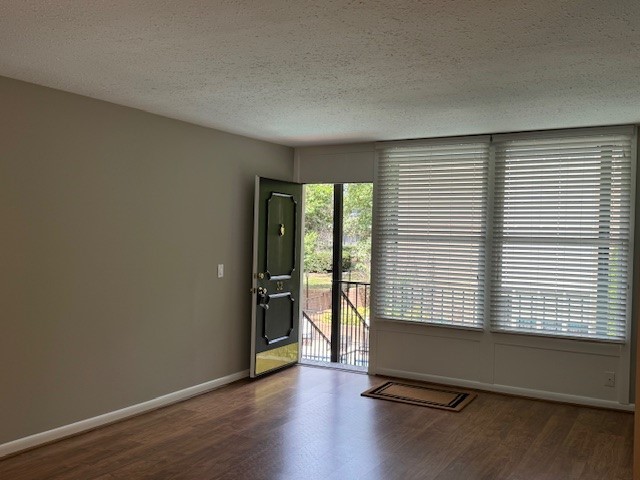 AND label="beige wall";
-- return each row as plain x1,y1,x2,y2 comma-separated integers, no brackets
0,76,293,444
294,143,374,184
